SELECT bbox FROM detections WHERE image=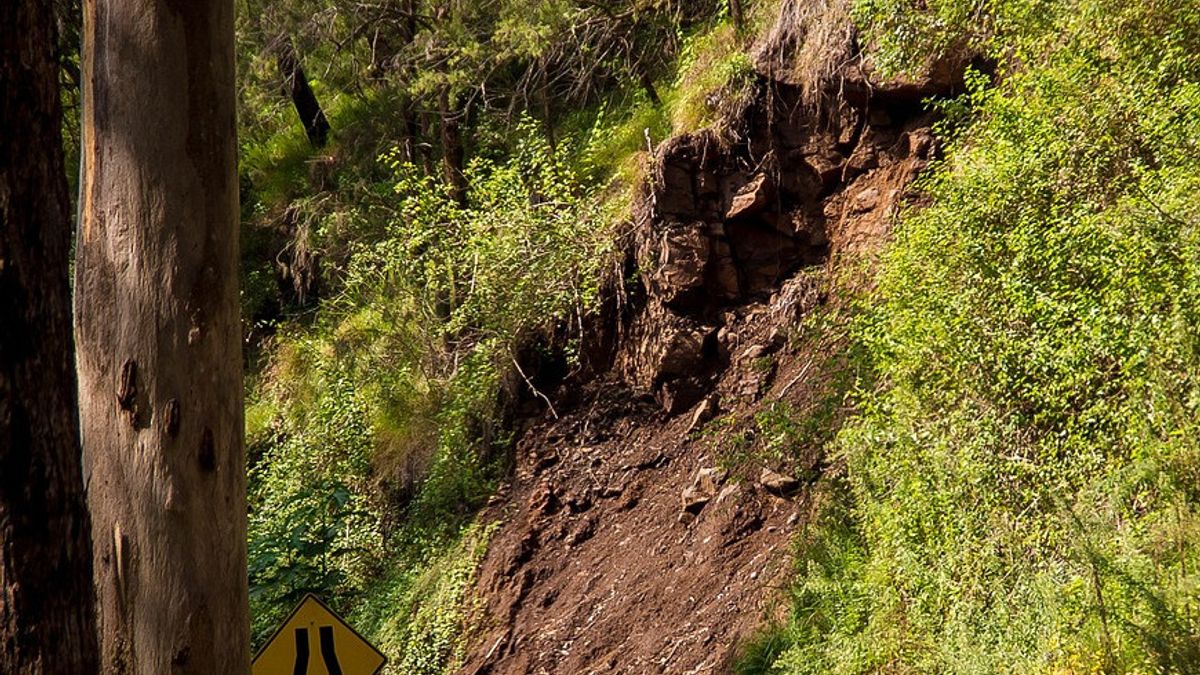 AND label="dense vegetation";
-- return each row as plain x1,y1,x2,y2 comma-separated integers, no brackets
745,0,1200,672
230,0,1200,669
235,0,759,668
